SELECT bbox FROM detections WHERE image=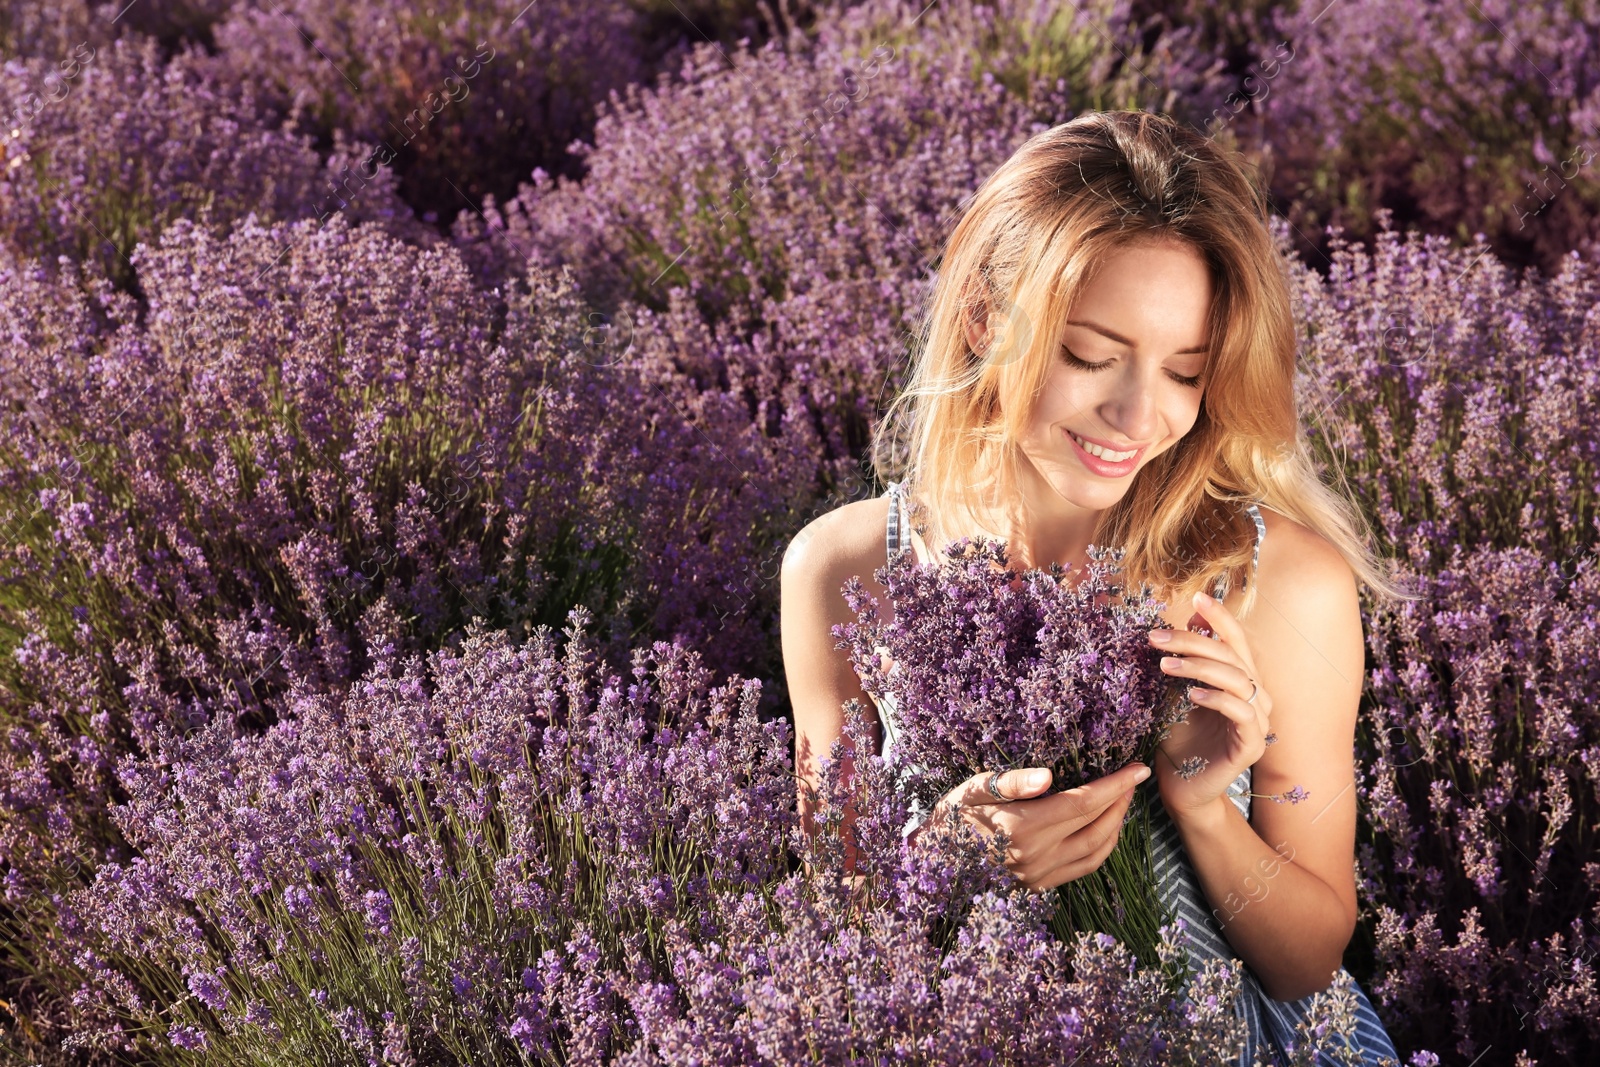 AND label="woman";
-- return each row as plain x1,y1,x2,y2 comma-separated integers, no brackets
780,110,1415,1063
